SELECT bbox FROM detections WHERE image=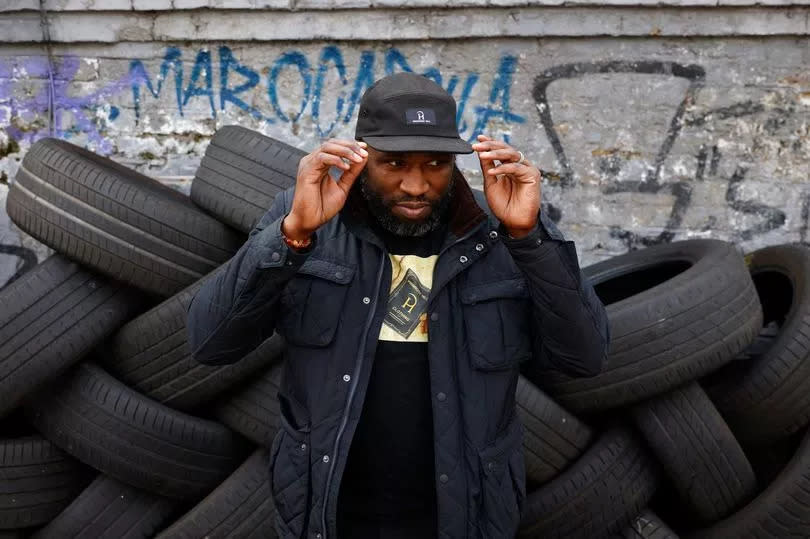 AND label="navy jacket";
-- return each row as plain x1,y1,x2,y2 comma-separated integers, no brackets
187,166,609,539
